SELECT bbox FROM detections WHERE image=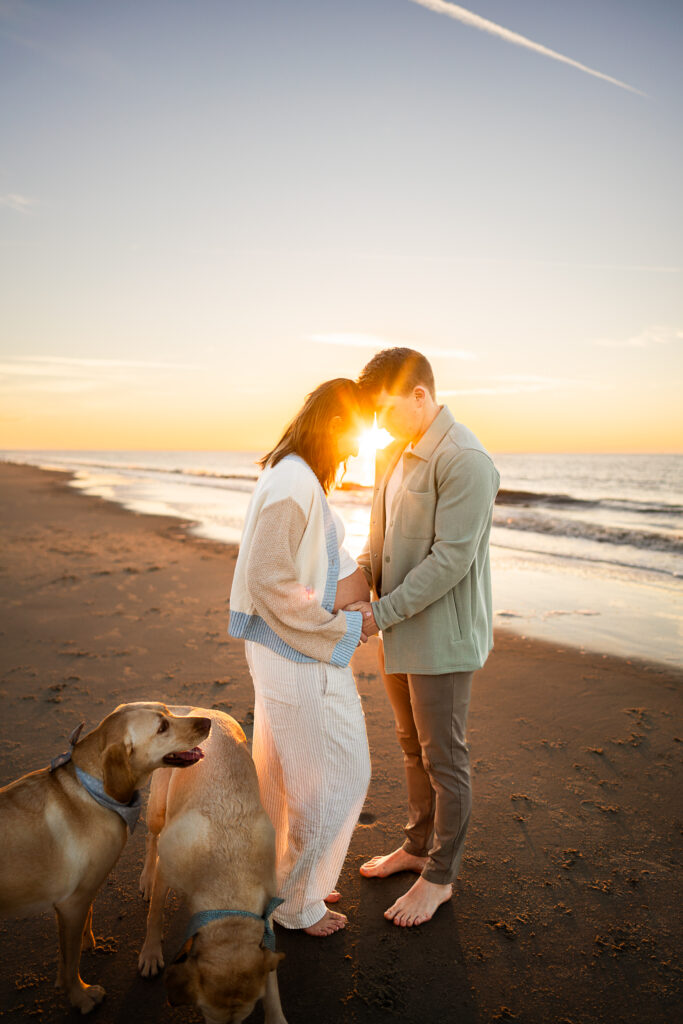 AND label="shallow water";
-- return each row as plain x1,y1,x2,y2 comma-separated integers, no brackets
3,449,681,667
